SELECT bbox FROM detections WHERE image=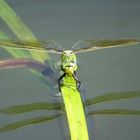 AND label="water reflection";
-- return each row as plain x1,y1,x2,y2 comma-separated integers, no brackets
0,102,63,115
0,114,62,133
84,90,140,105
0,90,139,133
0,58,140,133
